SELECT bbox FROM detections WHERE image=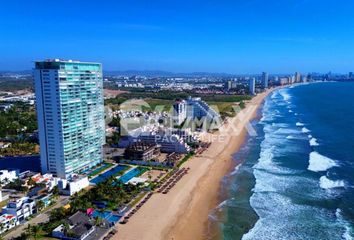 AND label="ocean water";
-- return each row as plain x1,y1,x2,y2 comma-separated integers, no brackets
209,82,354,240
